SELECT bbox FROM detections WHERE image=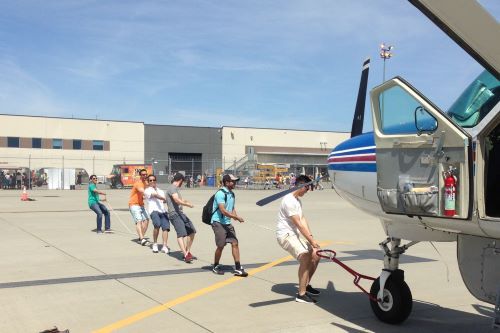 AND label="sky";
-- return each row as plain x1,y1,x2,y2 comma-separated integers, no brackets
0,0,499,132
